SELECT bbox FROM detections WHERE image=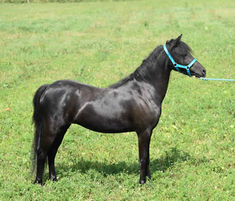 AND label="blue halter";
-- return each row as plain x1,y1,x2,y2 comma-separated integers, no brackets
163,45,197,77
